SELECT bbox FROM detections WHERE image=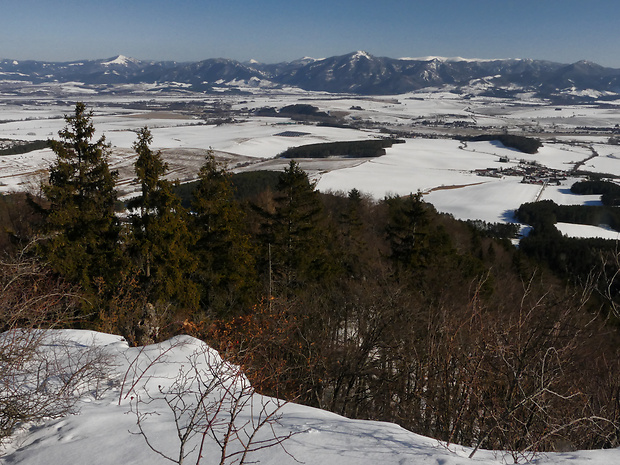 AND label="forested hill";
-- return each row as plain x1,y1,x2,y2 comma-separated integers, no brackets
3,104,620,457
